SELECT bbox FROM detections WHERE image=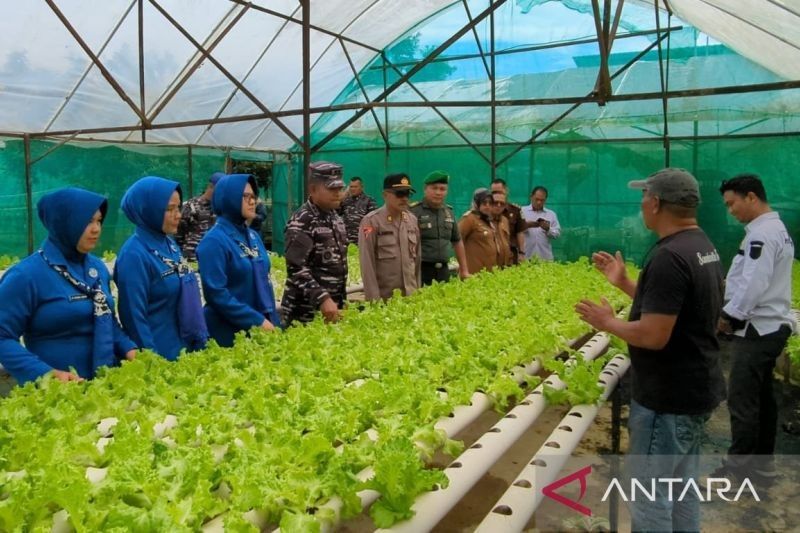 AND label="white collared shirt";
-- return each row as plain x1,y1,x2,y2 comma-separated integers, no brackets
724,211,796,336
521,205,561,261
